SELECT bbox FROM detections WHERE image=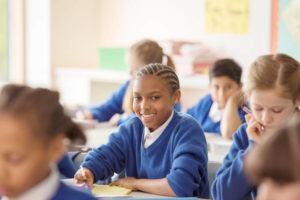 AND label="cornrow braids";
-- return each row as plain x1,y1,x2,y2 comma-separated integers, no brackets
136,63,180,94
